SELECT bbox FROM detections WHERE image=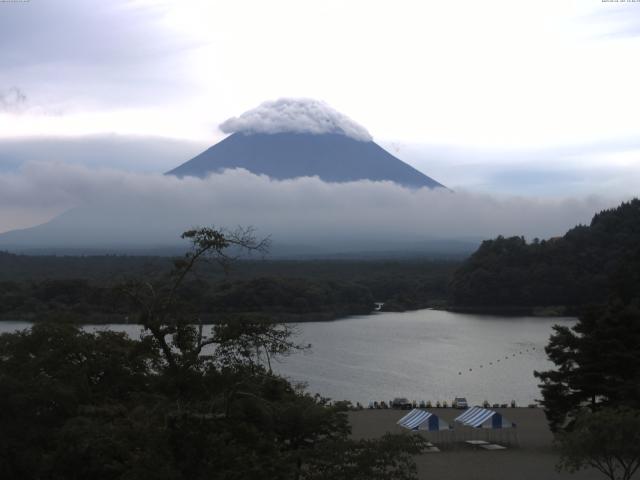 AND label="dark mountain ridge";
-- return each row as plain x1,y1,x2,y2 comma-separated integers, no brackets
167,132,444,189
